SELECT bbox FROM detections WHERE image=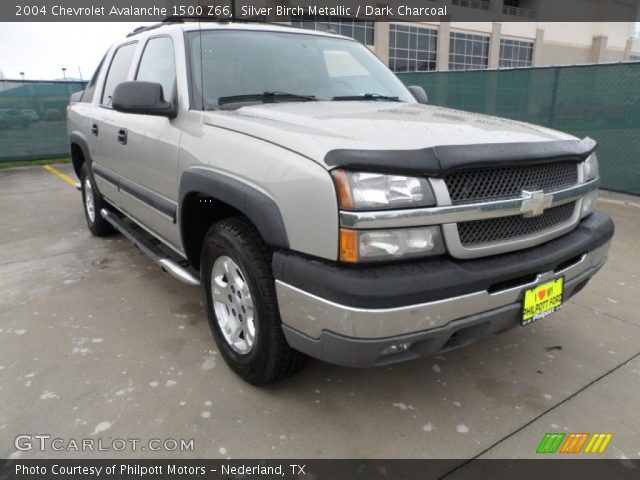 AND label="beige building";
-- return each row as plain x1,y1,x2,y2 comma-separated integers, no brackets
294,18,640,72
368,19,640,72
172,0,640,71
284,0,640,71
